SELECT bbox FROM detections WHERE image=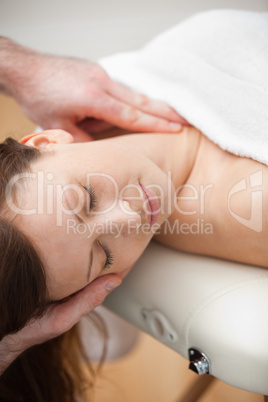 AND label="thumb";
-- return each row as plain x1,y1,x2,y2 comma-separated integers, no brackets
45,275,122,336
72,274,122,317
9,275,122,351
